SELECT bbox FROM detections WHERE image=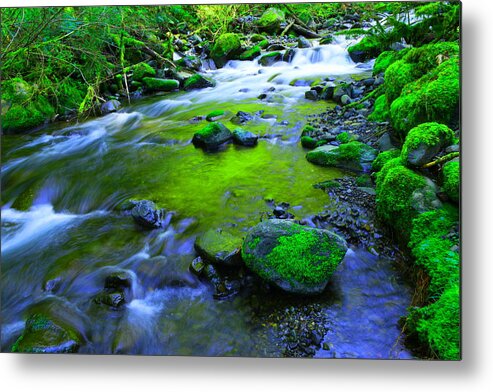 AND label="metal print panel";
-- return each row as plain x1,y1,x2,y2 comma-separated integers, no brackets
0,1,461,359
